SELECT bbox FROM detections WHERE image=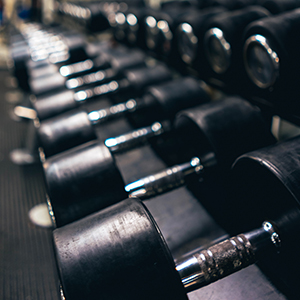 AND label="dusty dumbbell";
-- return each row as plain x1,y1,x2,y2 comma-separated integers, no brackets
44,96,275,227
29,63,173,120
36,77,210,157
243,8,300,103
52,136,300,300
